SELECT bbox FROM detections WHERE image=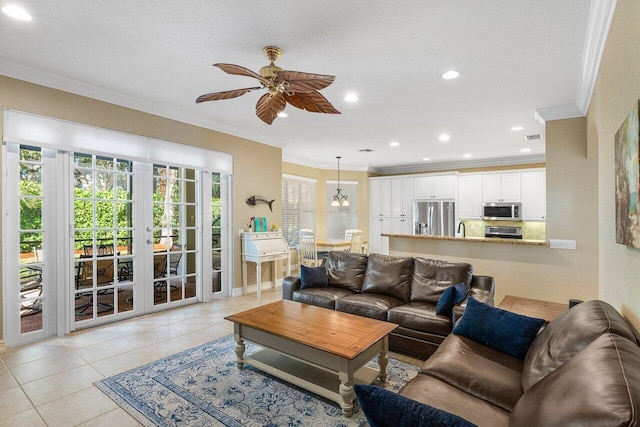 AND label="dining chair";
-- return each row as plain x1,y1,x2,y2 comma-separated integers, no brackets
344,229,362,242
75,258,115,313
349,231,365,254
298,230,323,267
